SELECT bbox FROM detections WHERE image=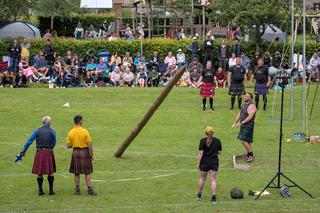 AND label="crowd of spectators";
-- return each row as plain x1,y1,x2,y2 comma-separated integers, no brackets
1,34,319,89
